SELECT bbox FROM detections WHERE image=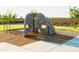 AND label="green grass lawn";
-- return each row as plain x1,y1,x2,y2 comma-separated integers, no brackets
0,24,79,33
55,26,79,32
0,24,24,31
